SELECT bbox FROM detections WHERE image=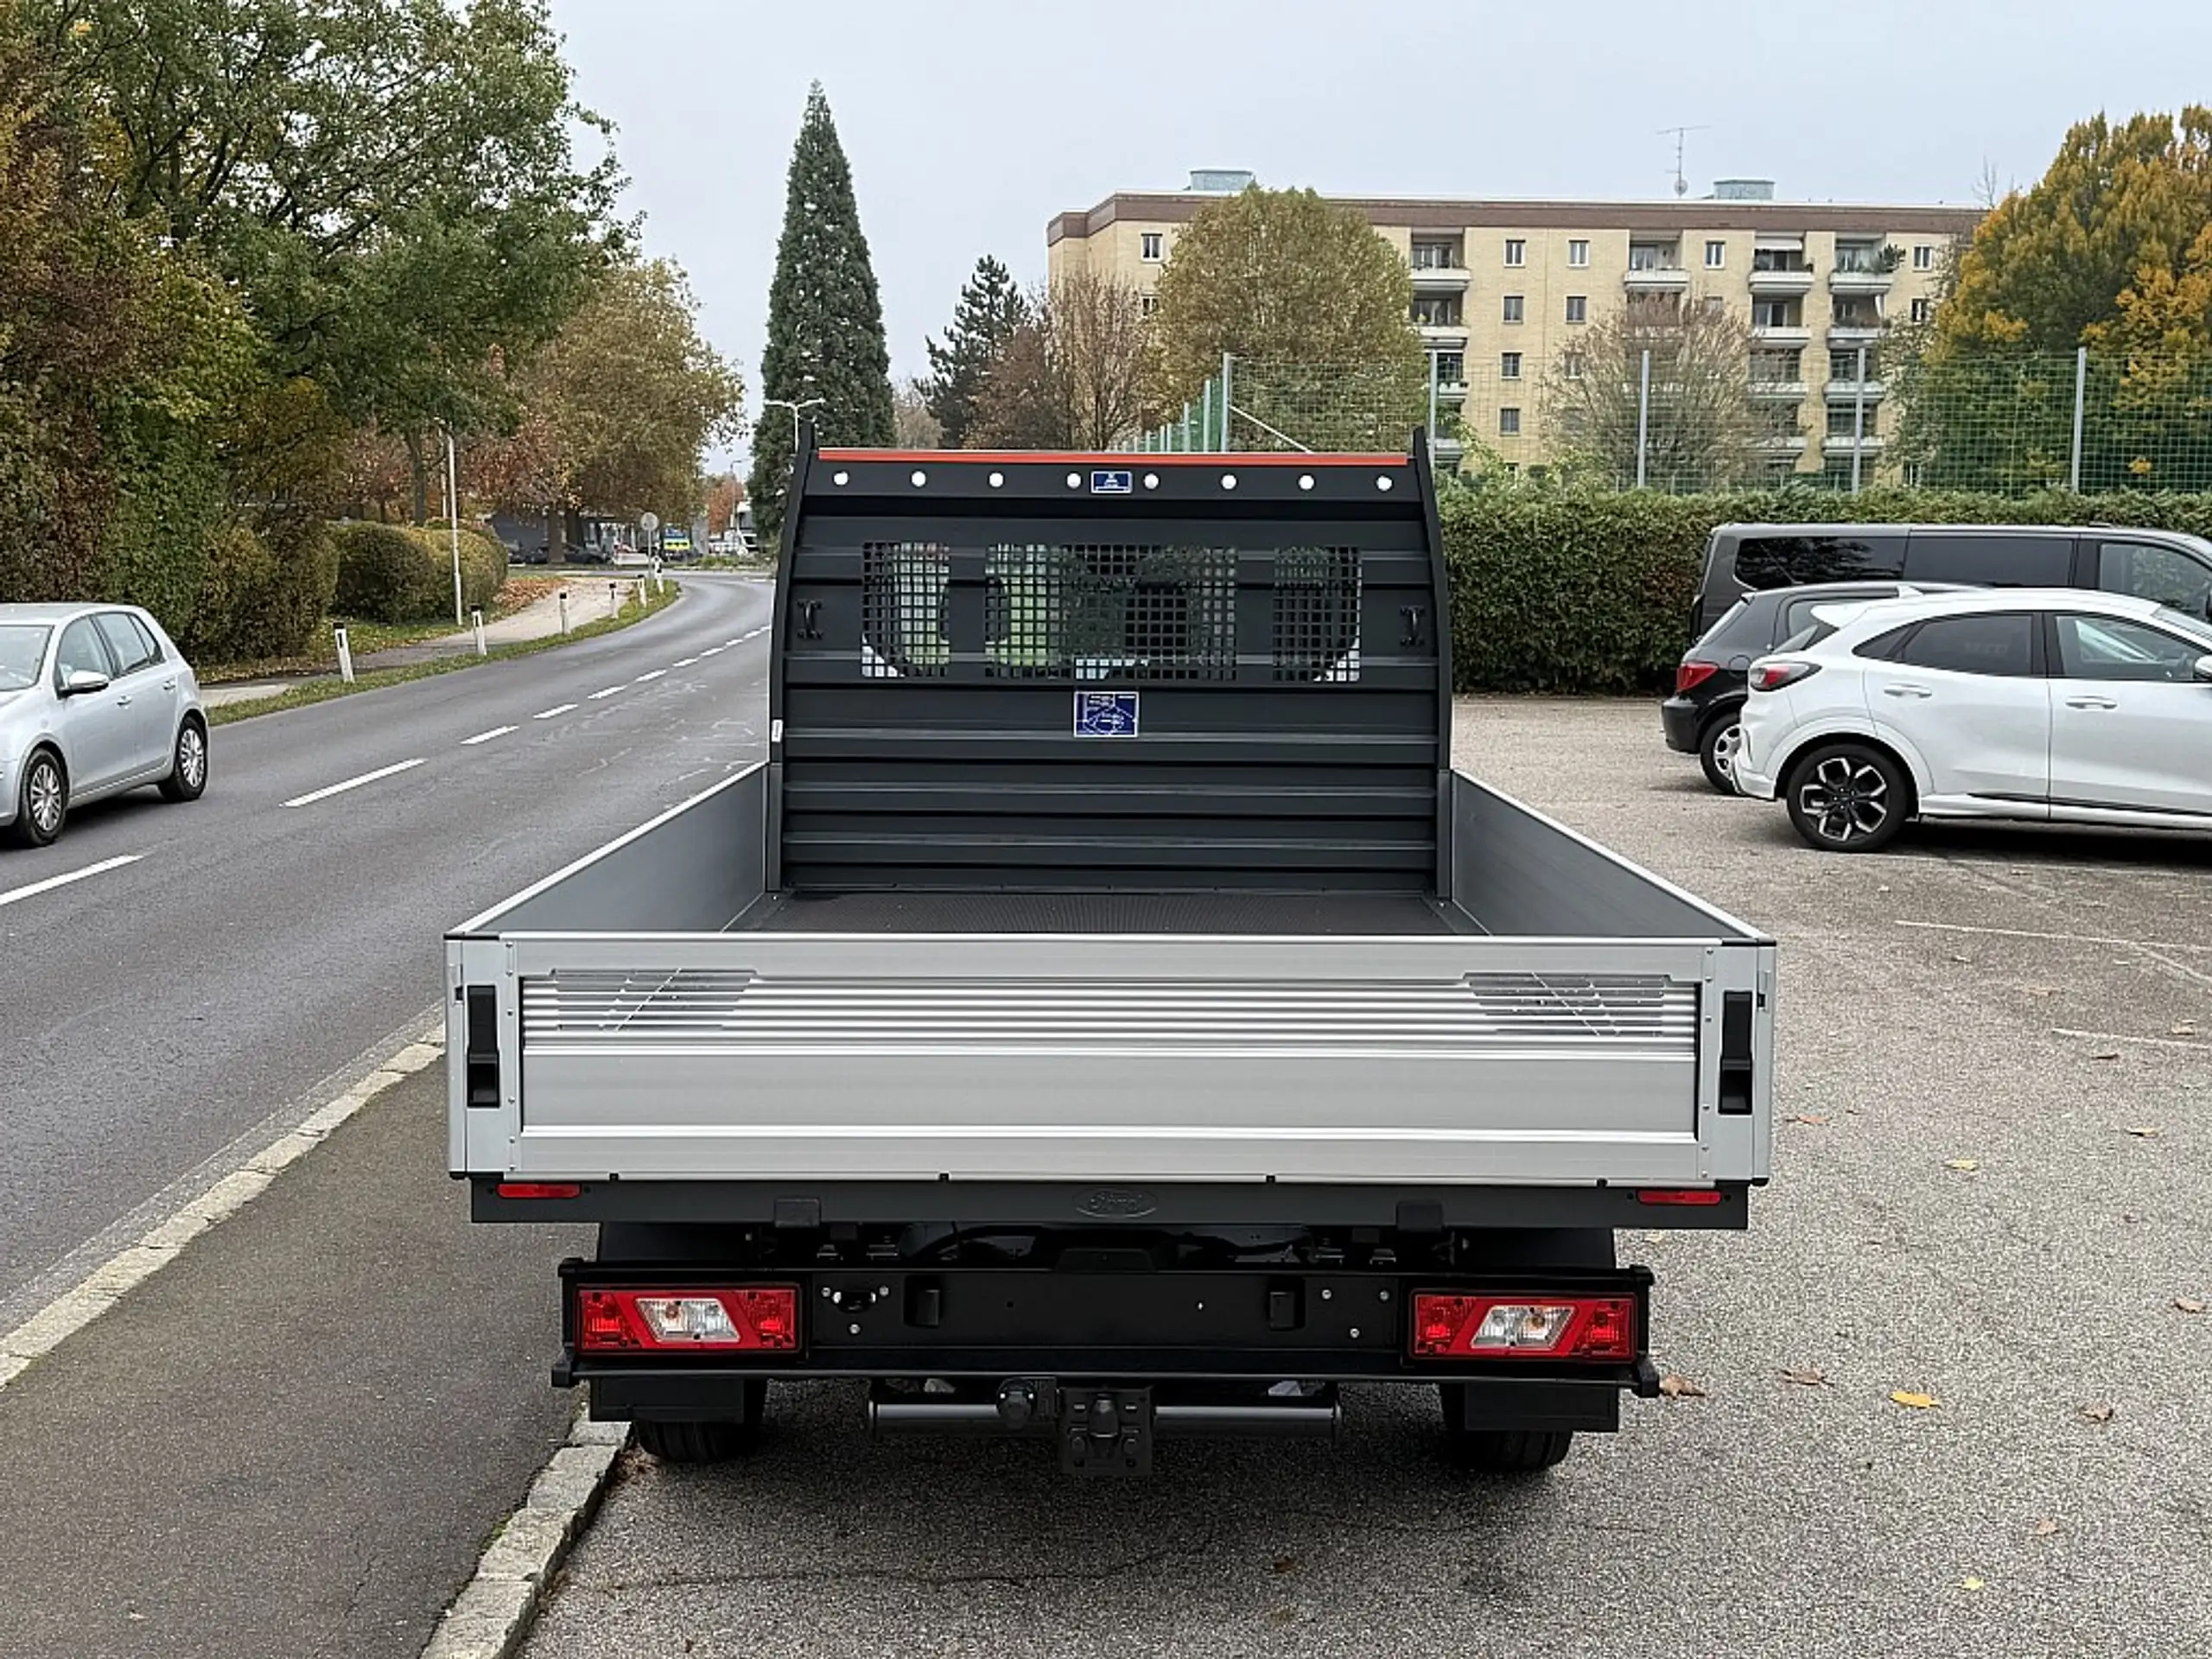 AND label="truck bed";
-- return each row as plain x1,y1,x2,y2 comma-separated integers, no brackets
732,890,1466,935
